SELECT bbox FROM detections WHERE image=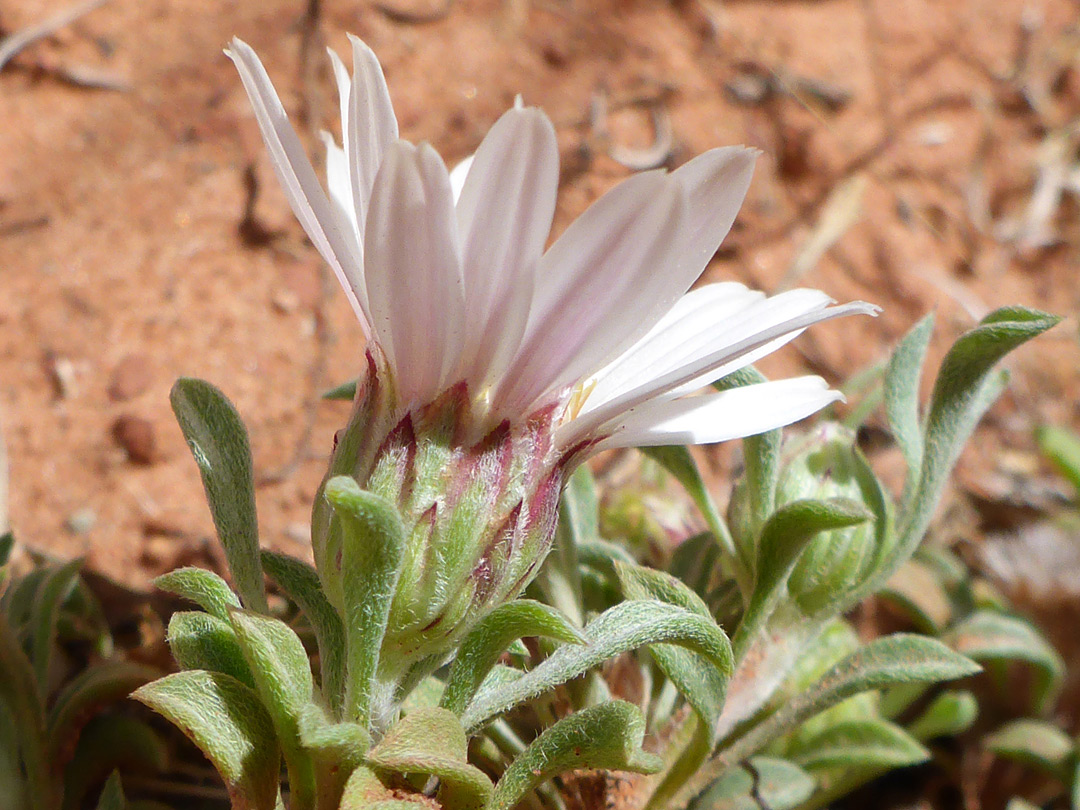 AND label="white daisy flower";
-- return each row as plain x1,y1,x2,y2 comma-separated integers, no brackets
227,36,878,678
